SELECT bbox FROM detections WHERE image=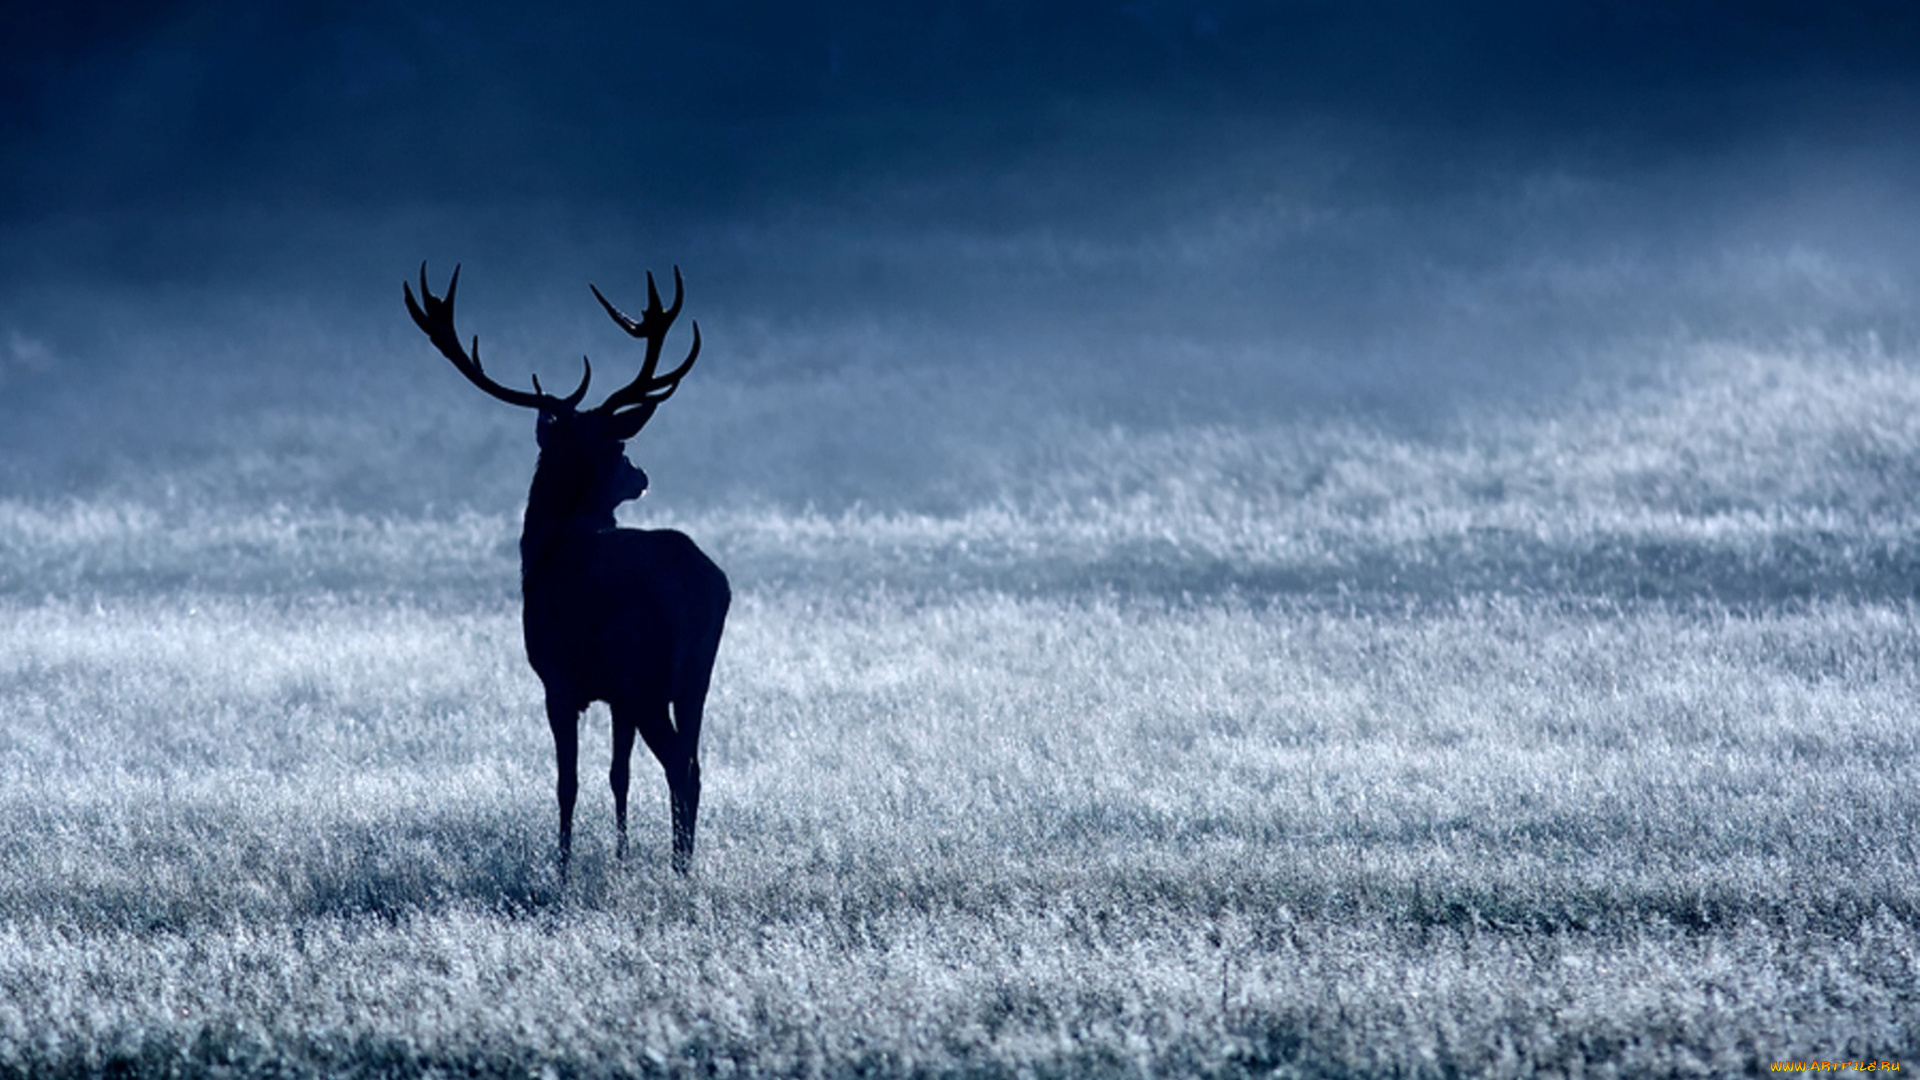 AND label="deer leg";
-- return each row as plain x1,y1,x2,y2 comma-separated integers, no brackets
669,749,701,877
610,713,638,861
637,698,699,875
546,697,580,877
667,696,704,876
